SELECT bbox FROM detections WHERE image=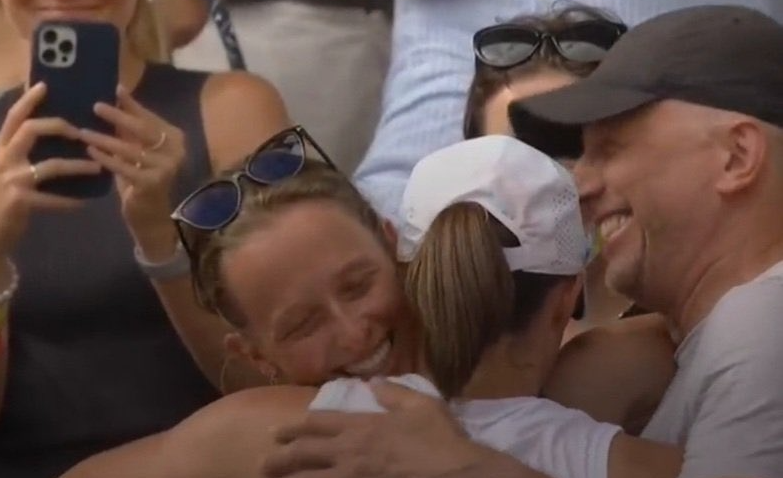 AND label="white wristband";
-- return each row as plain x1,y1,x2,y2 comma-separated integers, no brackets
134,240,192,281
